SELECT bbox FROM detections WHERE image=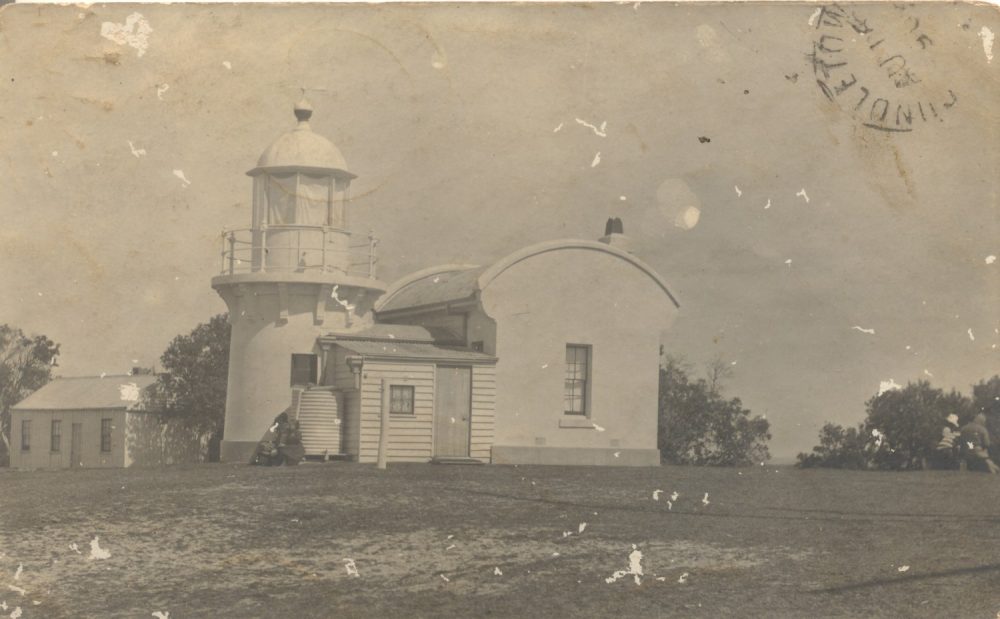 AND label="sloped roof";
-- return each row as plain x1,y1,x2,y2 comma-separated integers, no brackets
12,375,157,411
376,265,486,313
324,324,438,343
334,340,496,364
